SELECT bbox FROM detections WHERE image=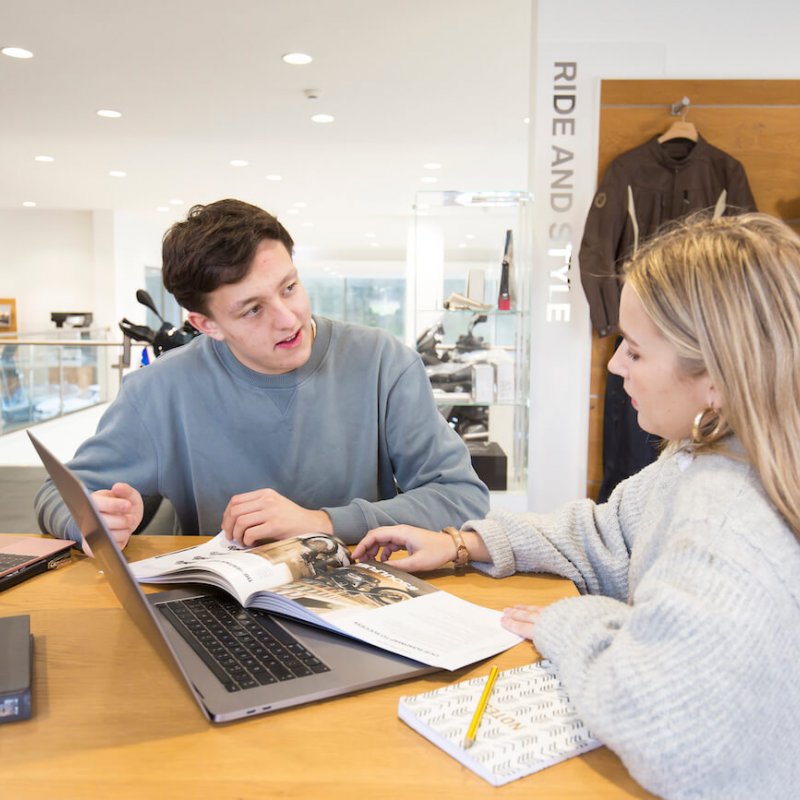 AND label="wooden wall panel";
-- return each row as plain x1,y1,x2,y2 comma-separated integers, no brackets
586,80,800,499
600,79,800,107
